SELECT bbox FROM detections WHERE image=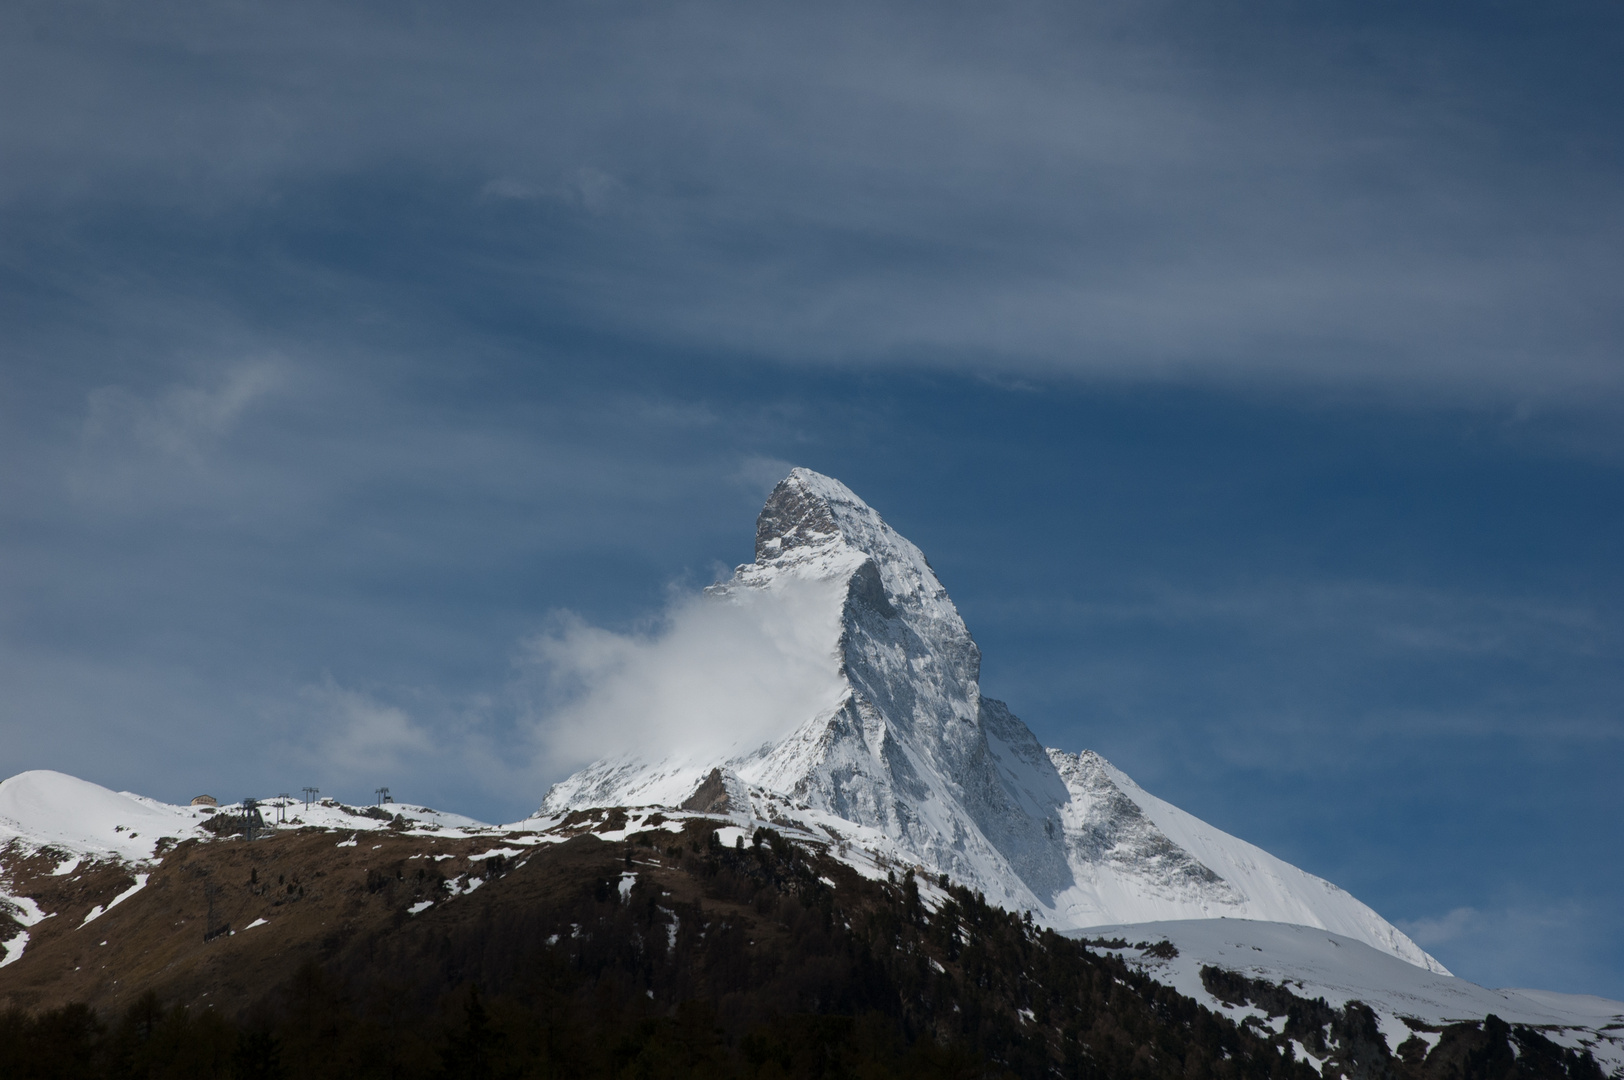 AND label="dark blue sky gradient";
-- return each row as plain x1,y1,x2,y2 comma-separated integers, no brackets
1,0,1620,998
